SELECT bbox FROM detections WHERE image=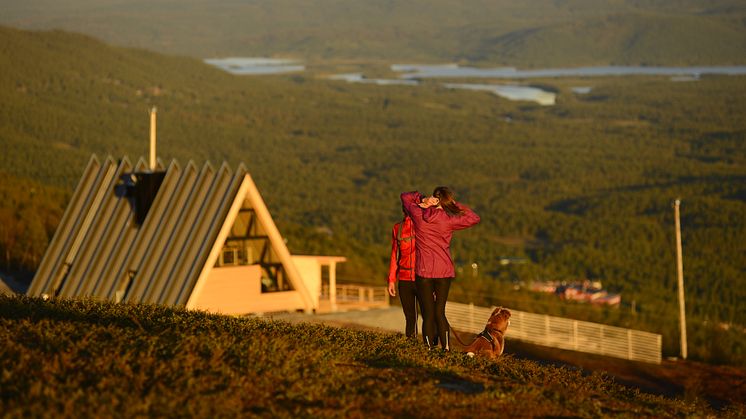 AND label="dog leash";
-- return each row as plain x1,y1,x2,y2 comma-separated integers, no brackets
446,319,472,347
